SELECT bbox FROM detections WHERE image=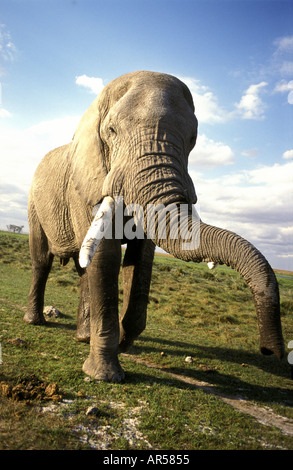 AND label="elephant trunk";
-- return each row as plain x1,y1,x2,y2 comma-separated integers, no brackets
103,131,198,208
149,204,284,359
